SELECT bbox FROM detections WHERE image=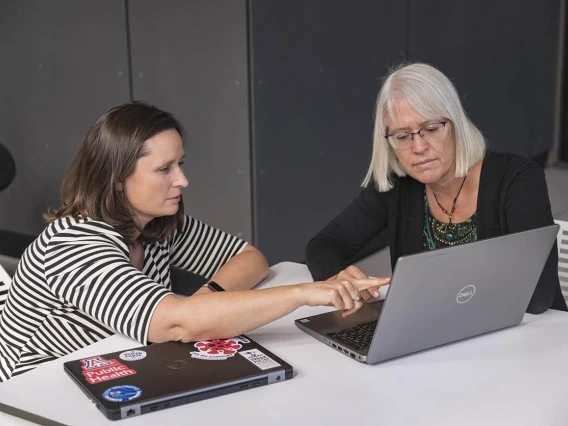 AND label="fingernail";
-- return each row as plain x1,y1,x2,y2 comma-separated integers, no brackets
373,291,379,297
